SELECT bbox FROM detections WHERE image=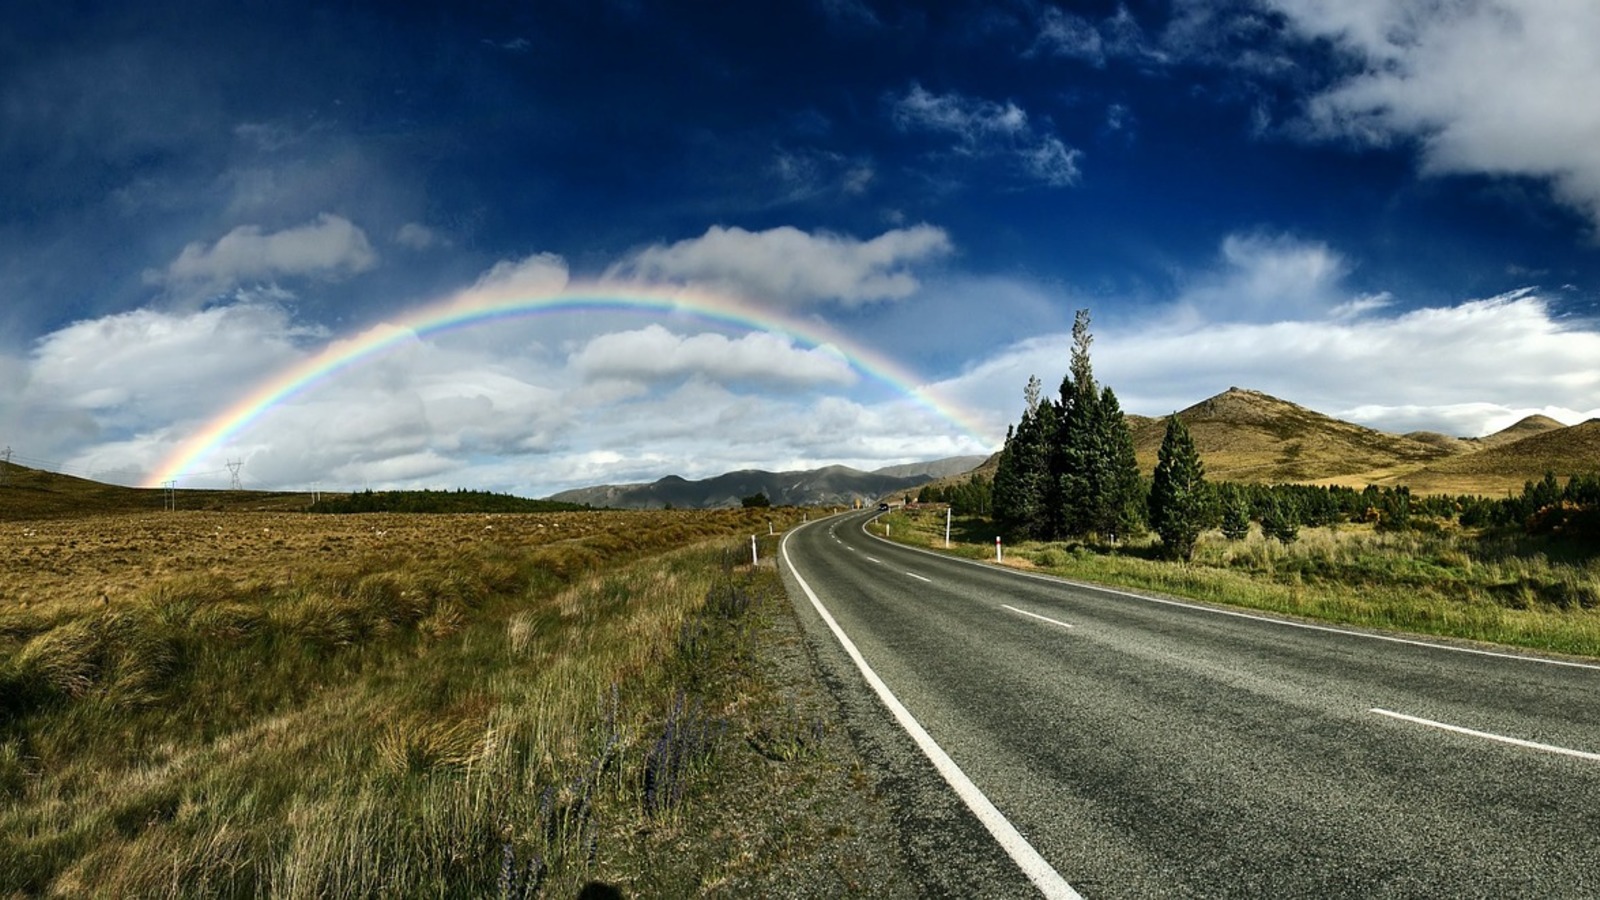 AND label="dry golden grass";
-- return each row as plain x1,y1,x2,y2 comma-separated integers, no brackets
1,504,818,896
